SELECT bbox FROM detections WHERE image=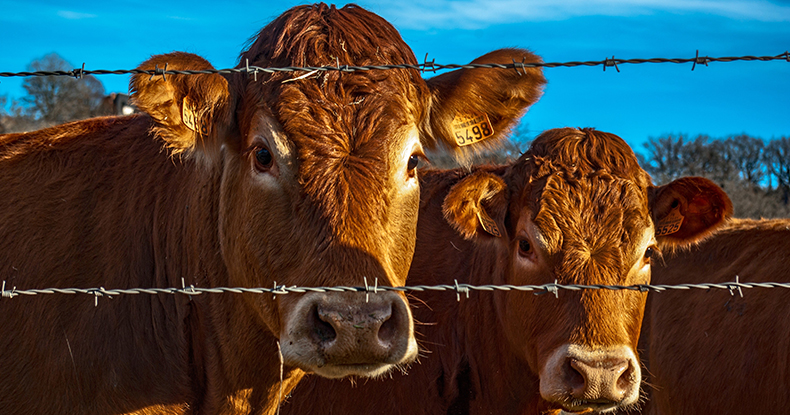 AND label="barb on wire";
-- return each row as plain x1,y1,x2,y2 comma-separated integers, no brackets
728,275,744,298
1,281,17,299
72,63,85,79
364,277,378,303
692,50,710,71
603,56,620,72
2,279,790,301
1,51,787,80
422,53,437,74
454,279,470,302
149,63,168,81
